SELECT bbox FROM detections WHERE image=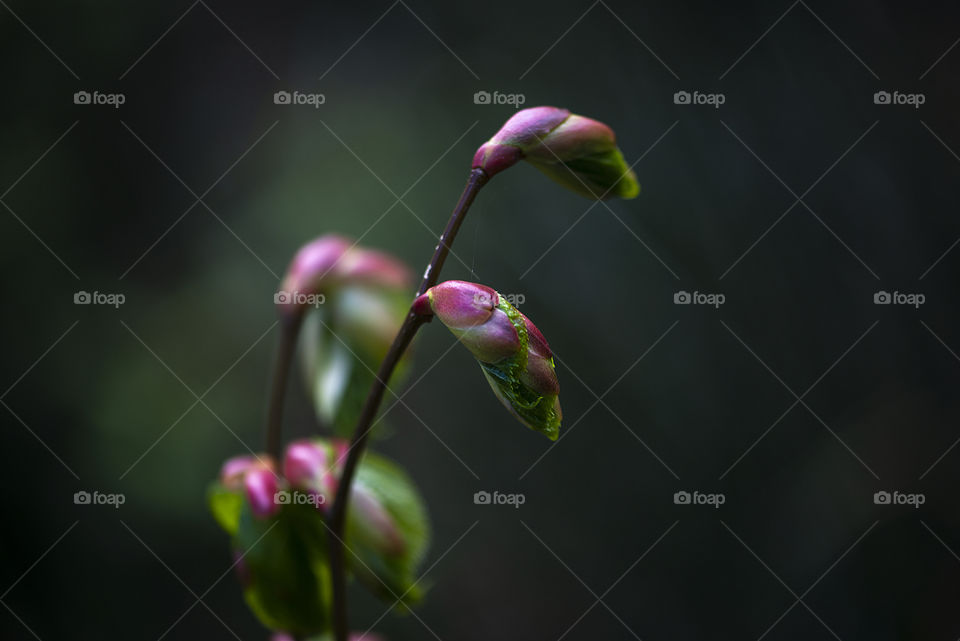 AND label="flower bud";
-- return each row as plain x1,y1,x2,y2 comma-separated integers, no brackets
276,235,413,317
472,106,639,200
282,438,341,508
220,455,258,489
277,234,351,311
243,461,280,519
412,280,519,363
414,280,562,440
